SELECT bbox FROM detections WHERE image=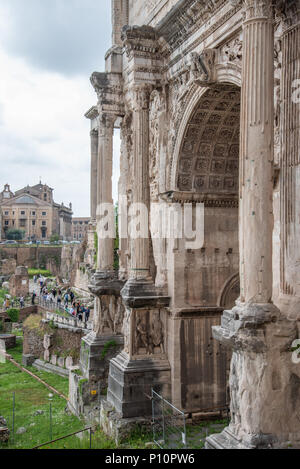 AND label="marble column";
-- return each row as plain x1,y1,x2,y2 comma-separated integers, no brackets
239,0,274,304
129,84,151,281
96,113,115,273
90,129,98,223
207,0,299,449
